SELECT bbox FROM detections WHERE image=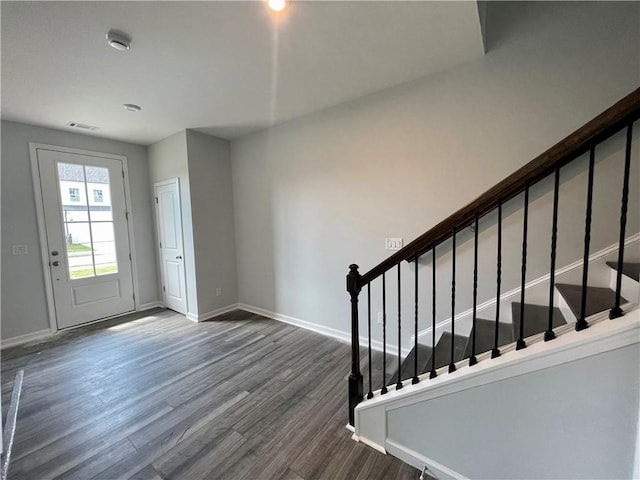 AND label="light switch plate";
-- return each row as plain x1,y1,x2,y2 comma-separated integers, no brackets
385,238,403,250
